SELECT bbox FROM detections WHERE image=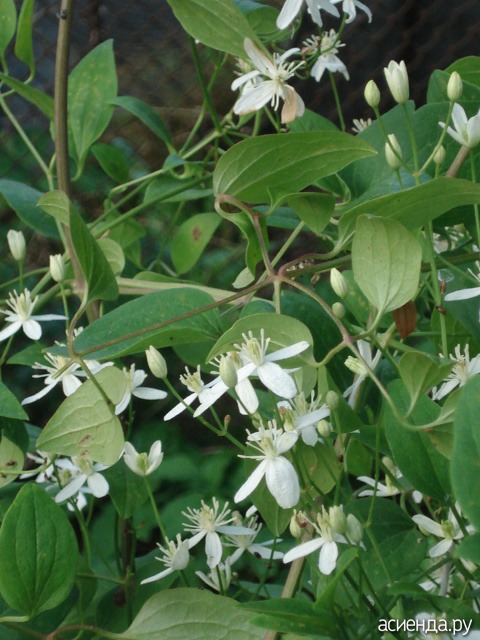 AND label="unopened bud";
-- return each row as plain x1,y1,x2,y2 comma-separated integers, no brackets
364,79,380,108
332,302,345,318
224,415,231,428
384,60,409,104
433,145,446,165
381,456,396,477
385,134,402,170
317,419,332,438
447,71,463,102
7,230,26,262
330,268,348,298
329,505,347,534
49,254,65,282
346,514,363,543
219,354,238,388
145,346,168,379
289,510,309,539
326,390,339,411
345,356,367,376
